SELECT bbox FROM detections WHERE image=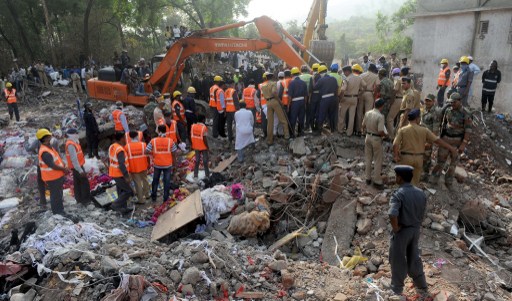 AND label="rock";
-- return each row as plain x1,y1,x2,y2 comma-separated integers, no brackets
433,290,457,301
317,222,327,233
366,261,378,273
270,187,289,203
454,166,467,182
101,256,119,274
309,228,319,240
460,199,488,225
322,174,345,203
181,284,195,296
292,291,307,300
503,260,512,271
430,222,445,231
191,251,209,264
268,260,287,272
376,193,388,205
181,267,201,285
427,213,445,223
170,270,181,284
289,137,308,156
353,265,368,277
253,170,263,181
281,270,295,288
451,248,464,258
358,196,372,205
356,218,372,235
334,293,348,301
262,177,273,188
483,292,496,301
297,235,313,248
370,256,383,266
